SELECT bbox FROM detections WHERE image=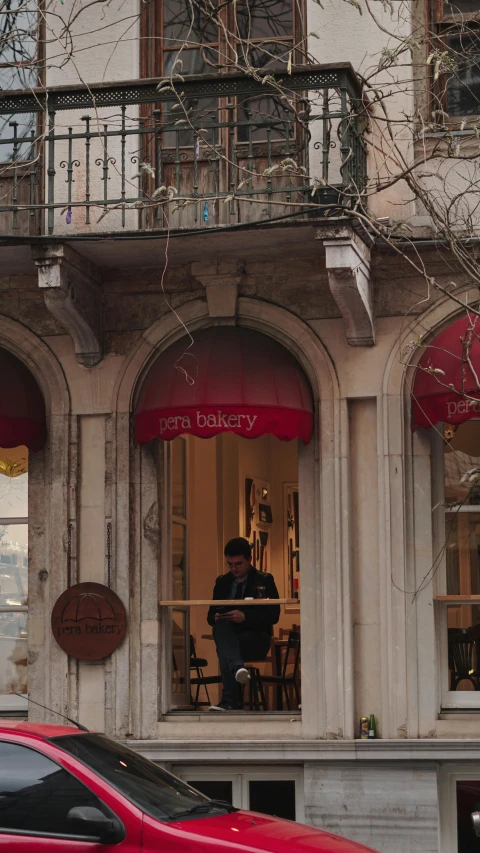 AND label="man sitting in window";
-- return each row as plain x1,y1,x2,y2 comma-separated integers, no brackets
207,537,280,711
